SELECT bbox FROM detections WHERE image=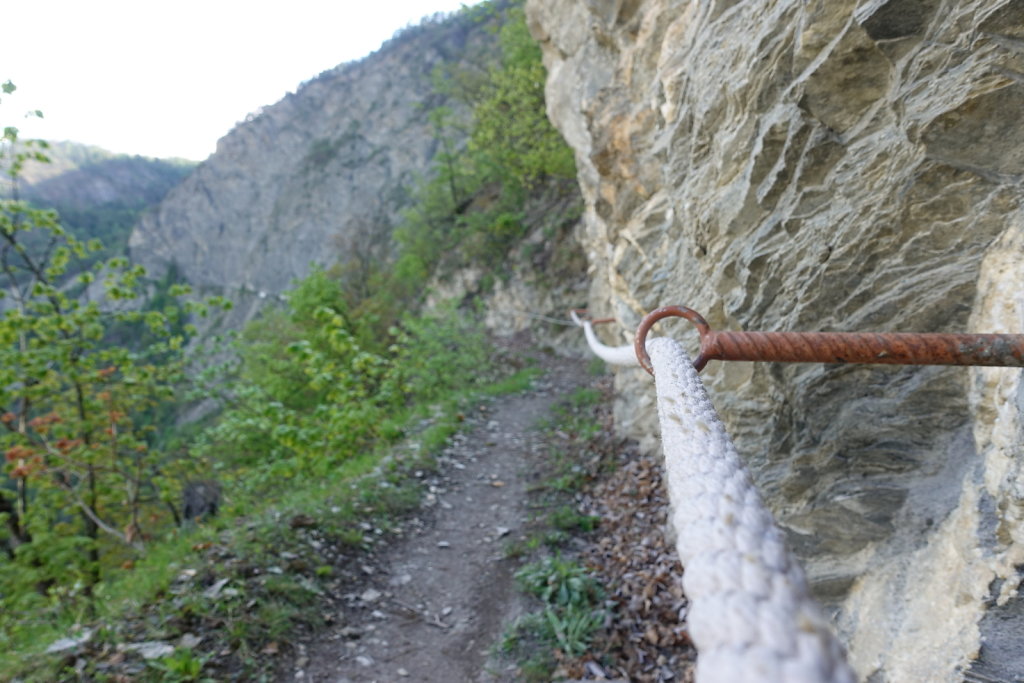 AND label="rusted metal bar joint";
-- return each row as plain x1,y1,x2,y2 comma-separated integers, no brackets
634,305,1024,376
570,308,616,326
